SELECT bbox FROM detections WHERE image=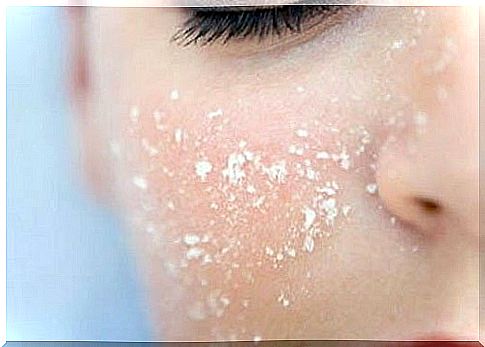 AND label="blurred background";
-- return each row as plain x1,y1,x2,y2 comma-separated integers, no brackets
7,7,152,341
